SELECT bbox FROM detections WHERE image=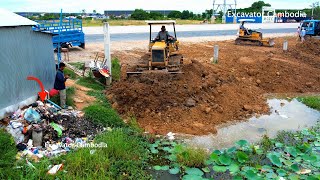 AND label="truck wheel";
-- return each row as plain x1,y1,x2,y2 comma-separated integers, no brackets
80,43,85,49
305,35,312,41
61,43,70,49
